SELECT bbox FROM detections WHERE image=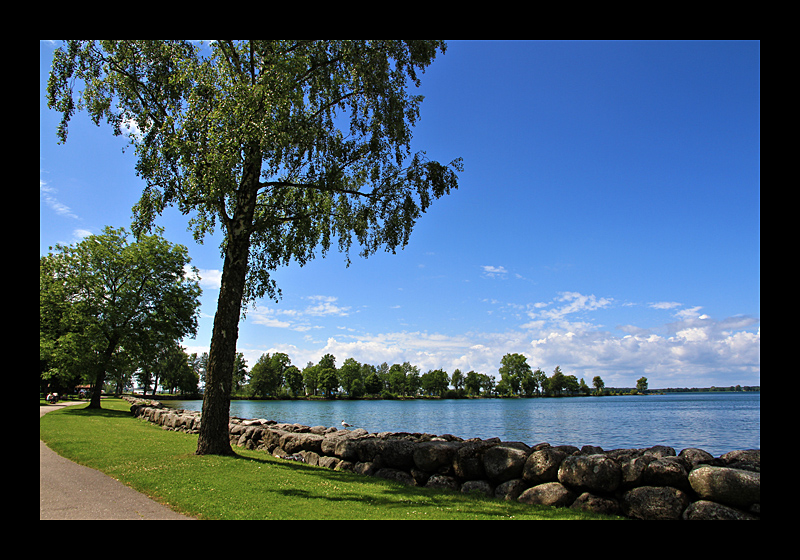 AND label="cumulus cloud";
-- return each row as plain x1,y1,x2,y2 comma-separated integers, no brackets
196,268,222,290
245,289,759,388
